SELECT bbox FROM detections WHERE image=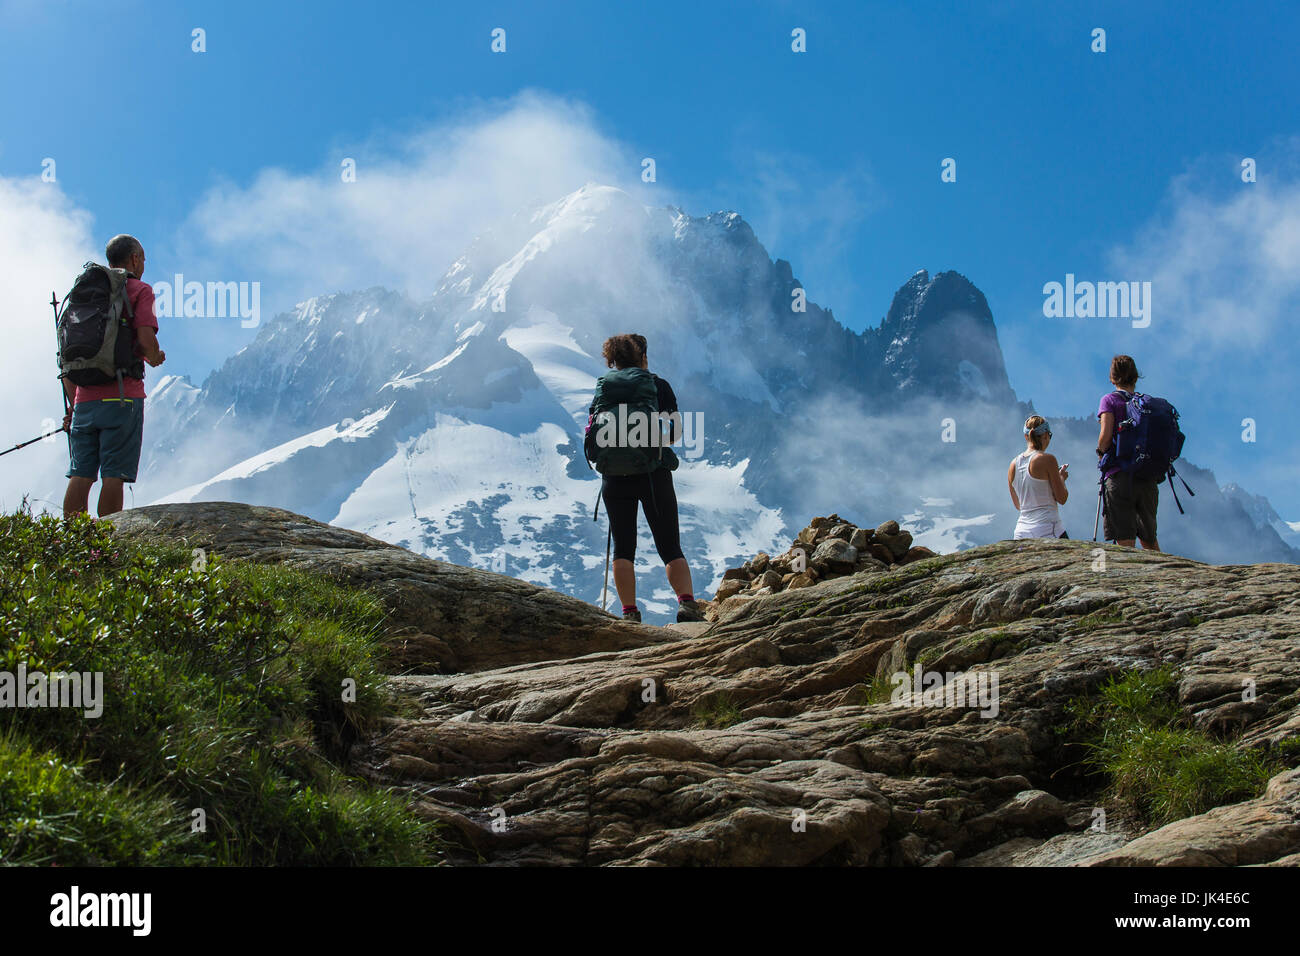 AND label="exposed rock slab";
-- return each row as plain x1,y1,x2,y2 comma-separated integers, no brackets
109,502,672,672
368,538,1300,864
111,504,1300,865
